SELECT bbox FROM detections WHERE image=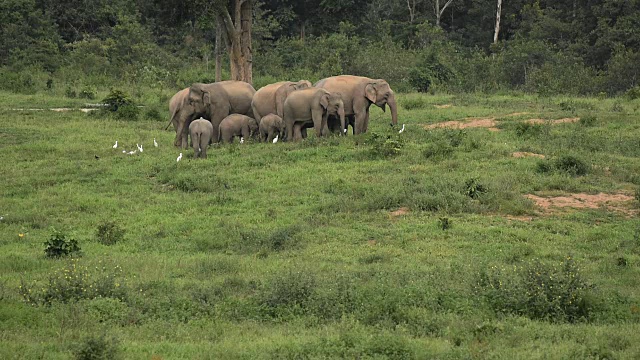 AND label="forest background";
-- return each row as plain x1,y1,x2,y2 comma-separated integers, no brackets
2,0,640,97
